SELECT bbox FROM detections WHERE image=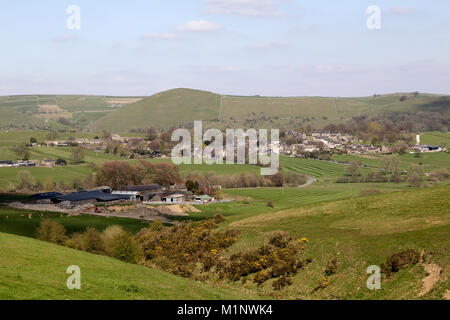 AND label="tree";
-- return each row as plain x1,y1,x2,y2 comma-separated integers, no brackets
70,147,85,164
347,162,361,177
30,137,38,144
102,130,112,141
13,143,30,160
17,170,34,190
148,139,162,151
44,177,56,191
186,180,200,193
94,162,142,189
56,158,67,166
381,156,399,175
136,161,181,186
46,131,58,141
146,127,158,141
407,164,425,187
